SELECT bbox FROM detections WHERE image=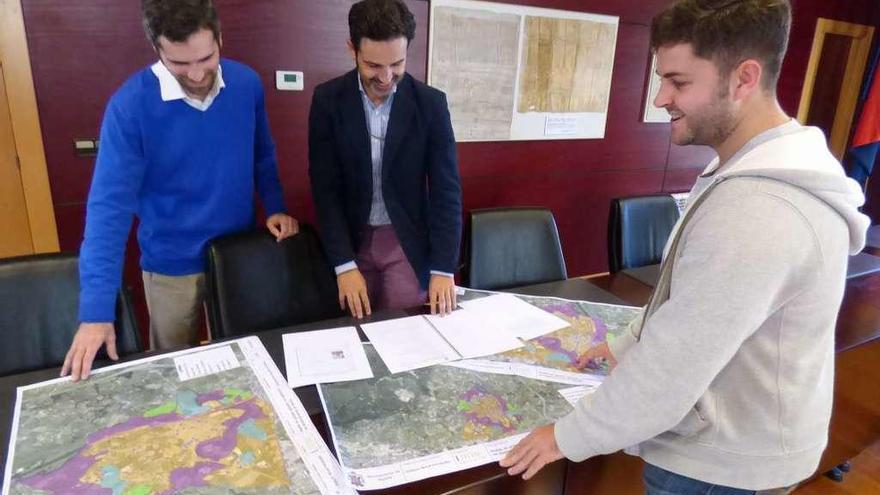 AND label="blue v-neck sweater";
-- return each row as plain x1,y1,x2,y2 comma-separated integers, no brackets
79,59,286,322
